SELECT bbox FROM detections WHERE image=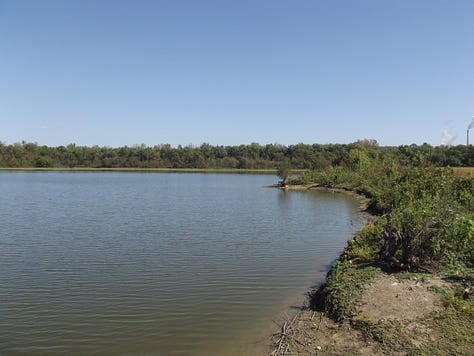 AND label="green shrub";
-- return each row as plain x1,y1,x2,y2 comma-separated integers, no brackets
321,262,379,321
303,162,474,270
